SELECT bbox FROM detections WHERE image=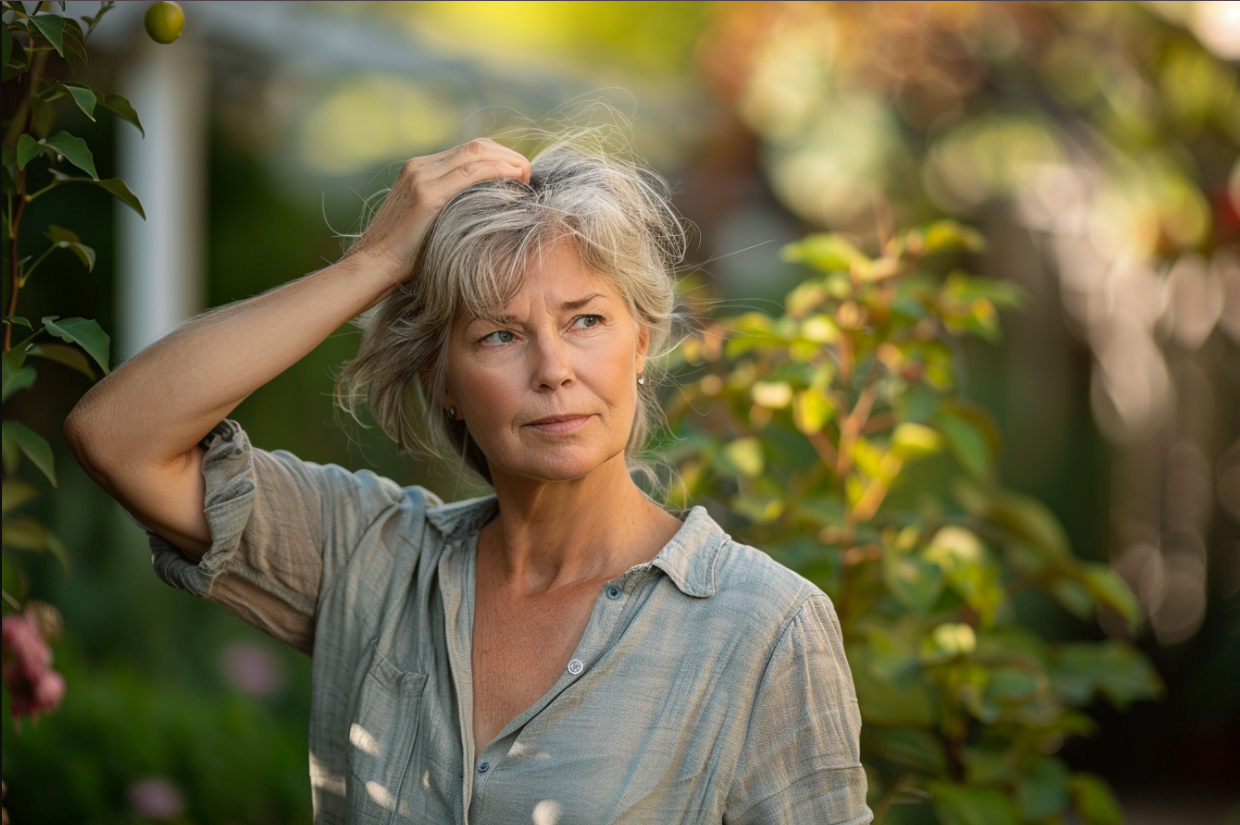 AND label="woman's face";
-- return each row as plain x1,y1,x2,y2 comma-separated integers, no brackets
443,237,650,484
